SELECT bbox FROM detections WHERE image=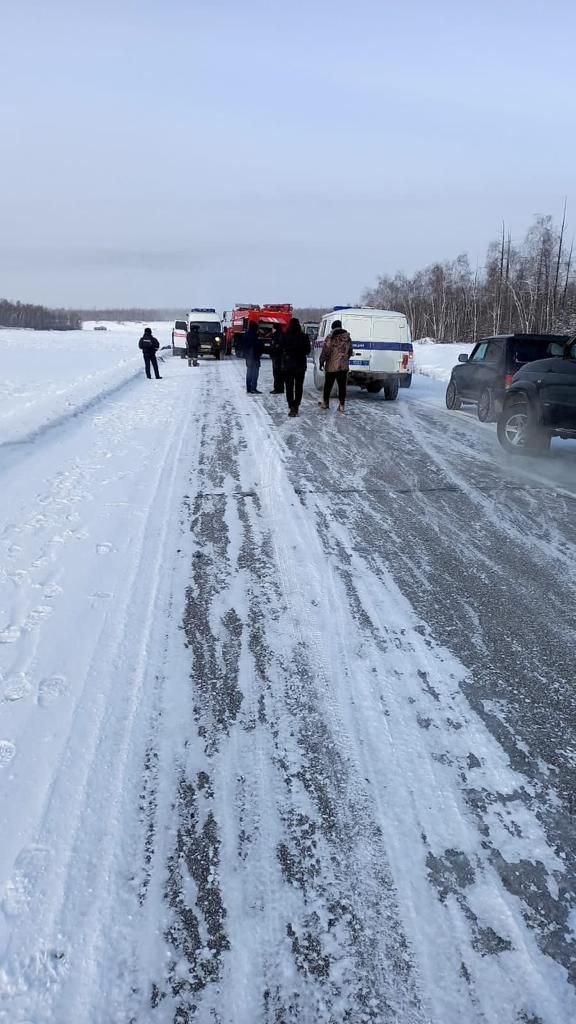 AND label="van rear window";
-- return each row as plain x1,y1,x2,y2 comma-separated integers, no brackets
175,320,187,331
